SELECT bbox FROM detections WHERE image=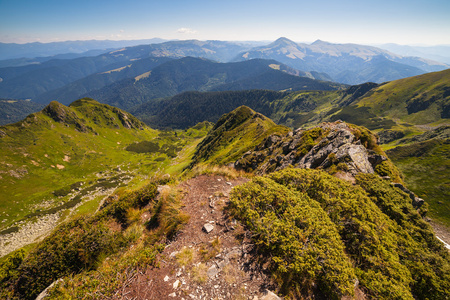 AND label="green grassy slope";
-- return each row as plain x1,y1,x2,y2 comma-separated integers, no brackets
324,69,450,131
356,69,450,123
0,98,207,231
